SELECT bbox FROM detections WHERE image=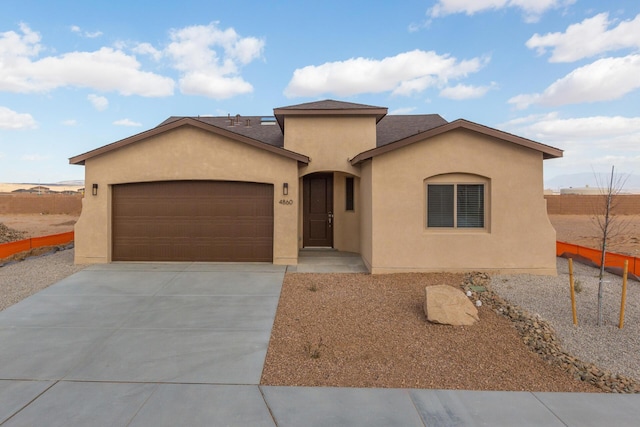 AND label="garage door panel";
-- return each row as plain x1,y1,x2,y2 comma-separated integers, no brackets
112,181,274,262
